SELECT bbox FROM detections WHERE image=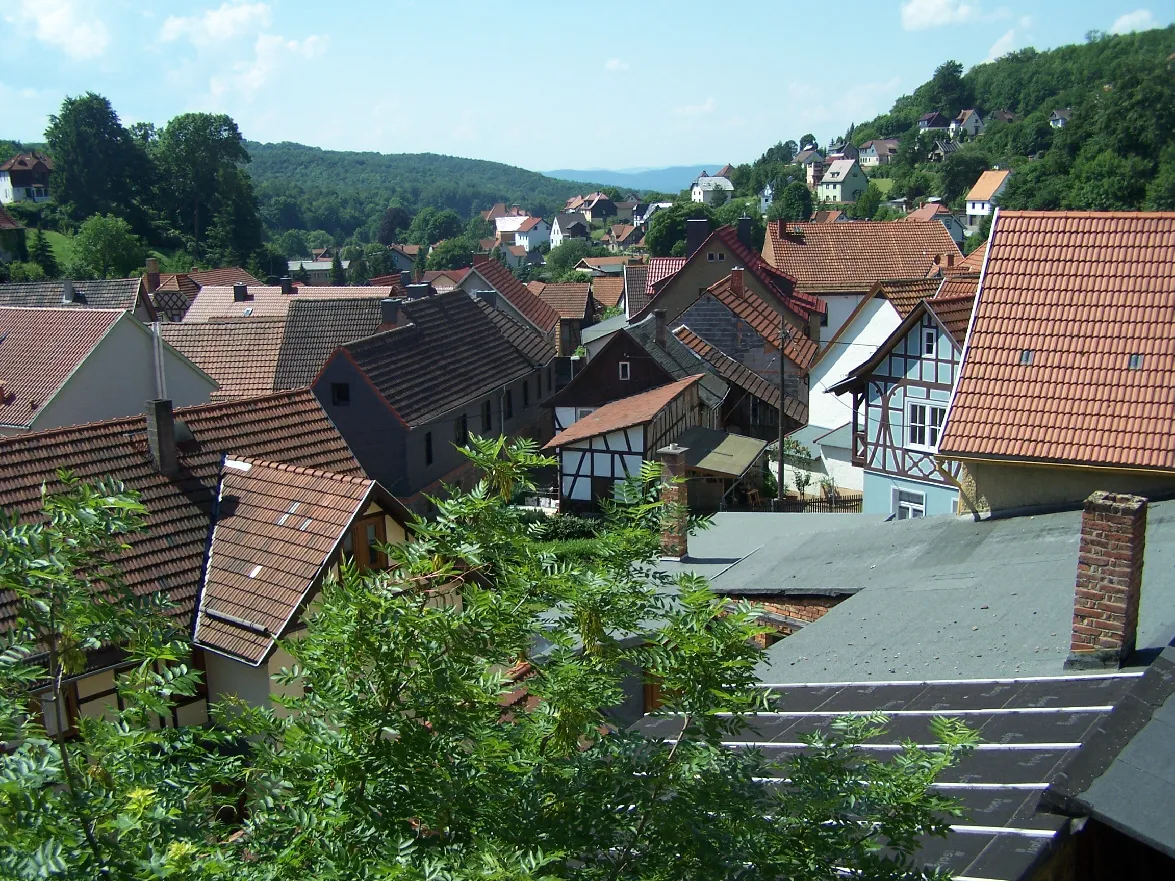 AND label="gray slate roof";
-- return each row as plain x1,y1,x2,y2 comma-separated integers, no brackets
275,296,385,390
625,314,728,411
474,298,556,366
580,312,627,346
0,278,145,312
